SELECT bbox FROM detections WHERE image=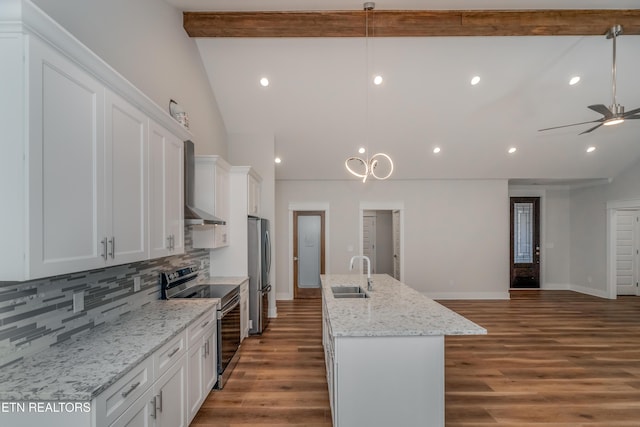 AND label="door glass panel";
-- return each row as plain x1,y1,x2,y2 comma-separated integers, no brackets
297,215,321,288
514,202,533,263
